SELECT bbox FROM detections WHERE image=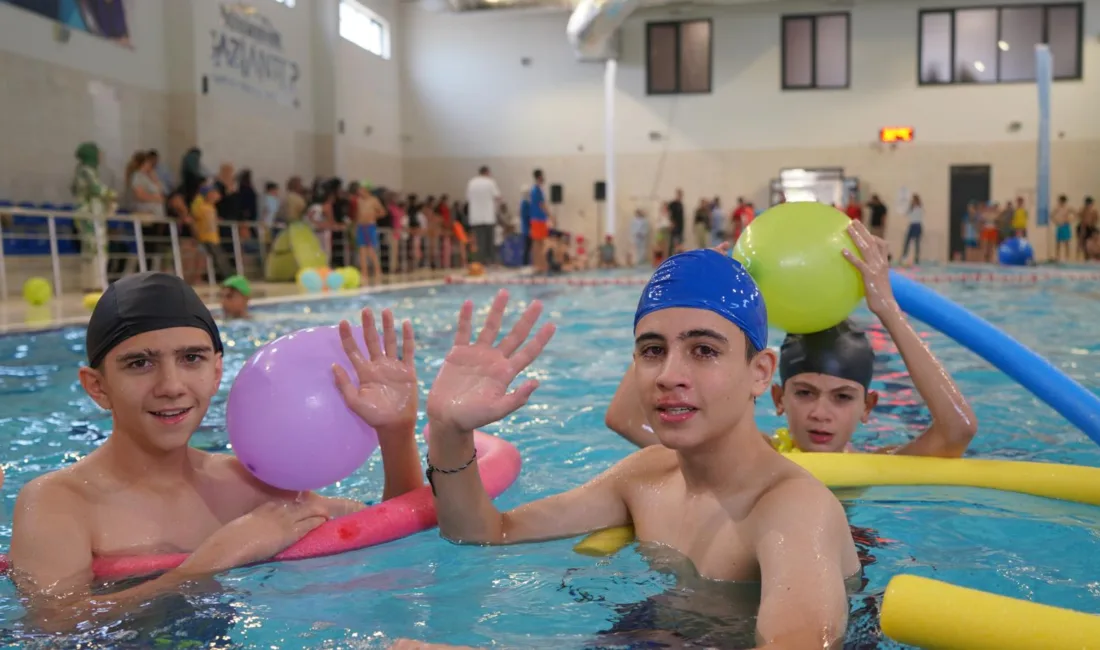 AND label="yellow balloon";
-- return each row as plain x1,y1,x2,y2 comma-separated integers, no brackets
22,277,52,307
83,292,102,311
733,203,864,334
337,266,362,290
